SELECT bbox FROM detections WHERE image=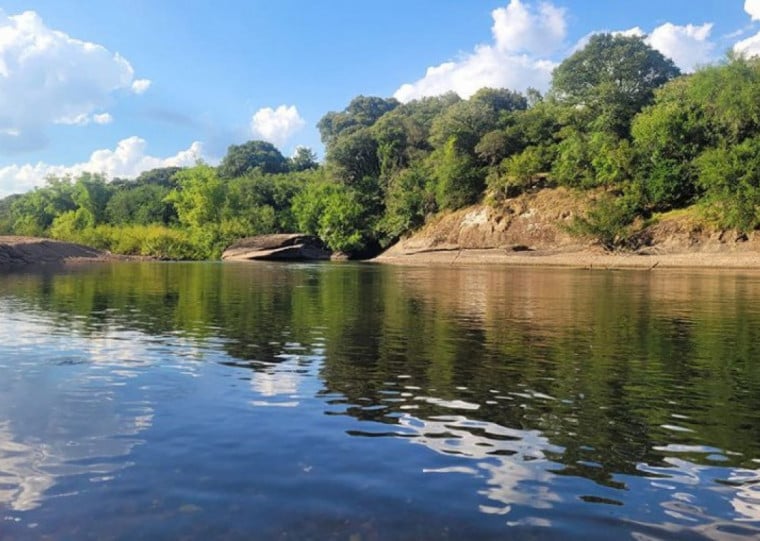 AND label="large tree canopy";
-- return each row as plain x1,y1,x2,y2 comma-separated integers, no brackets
218,140,288,178
317,95,399,146
551,33,680,136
